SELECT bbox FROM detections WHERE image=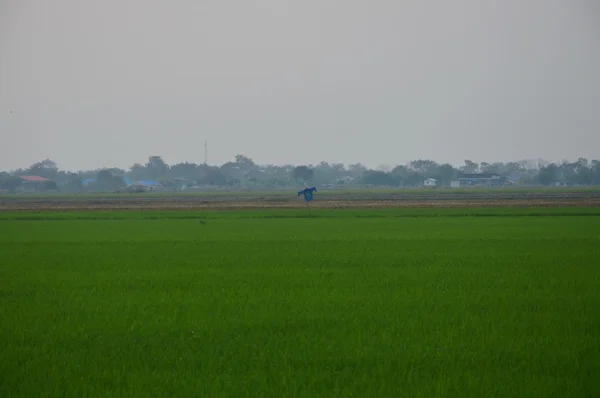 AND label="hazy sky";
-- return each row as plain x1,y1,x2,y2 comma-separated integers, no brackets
1,0,599,171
